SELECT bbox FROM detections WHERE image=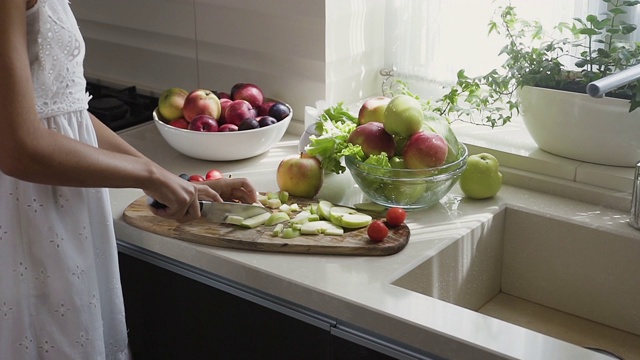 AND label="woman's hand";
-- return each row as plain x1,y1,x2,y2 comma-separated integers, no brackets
203,177,258,204
145,172,258,223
